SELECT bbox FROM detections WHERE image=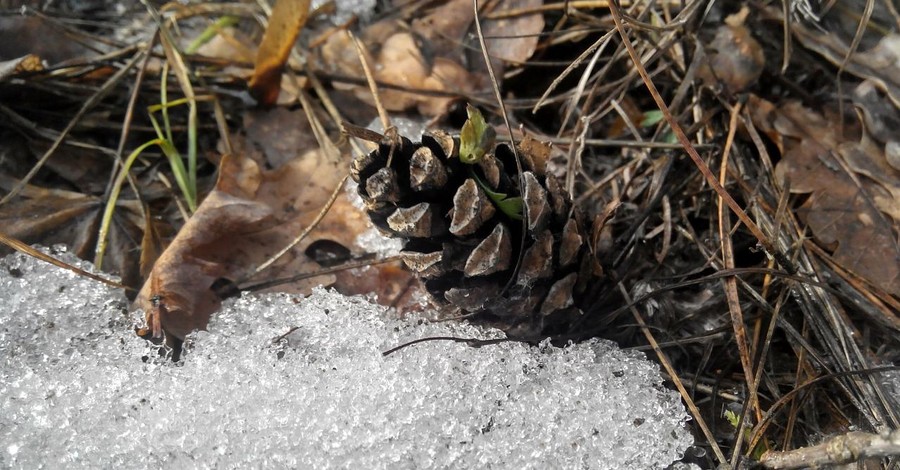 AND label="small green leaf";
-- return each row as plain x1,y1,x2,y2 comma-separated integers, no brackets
495,196,523,220
724,410,740,428
459,104,496,164
640,110,665,128
471,171,523,220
